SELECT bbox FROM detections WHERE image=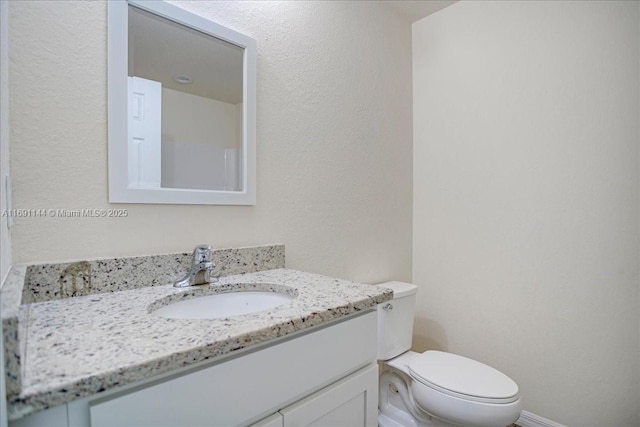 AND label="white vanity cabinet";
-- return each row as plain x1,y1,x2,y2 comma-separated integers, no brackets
10,311,378,427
